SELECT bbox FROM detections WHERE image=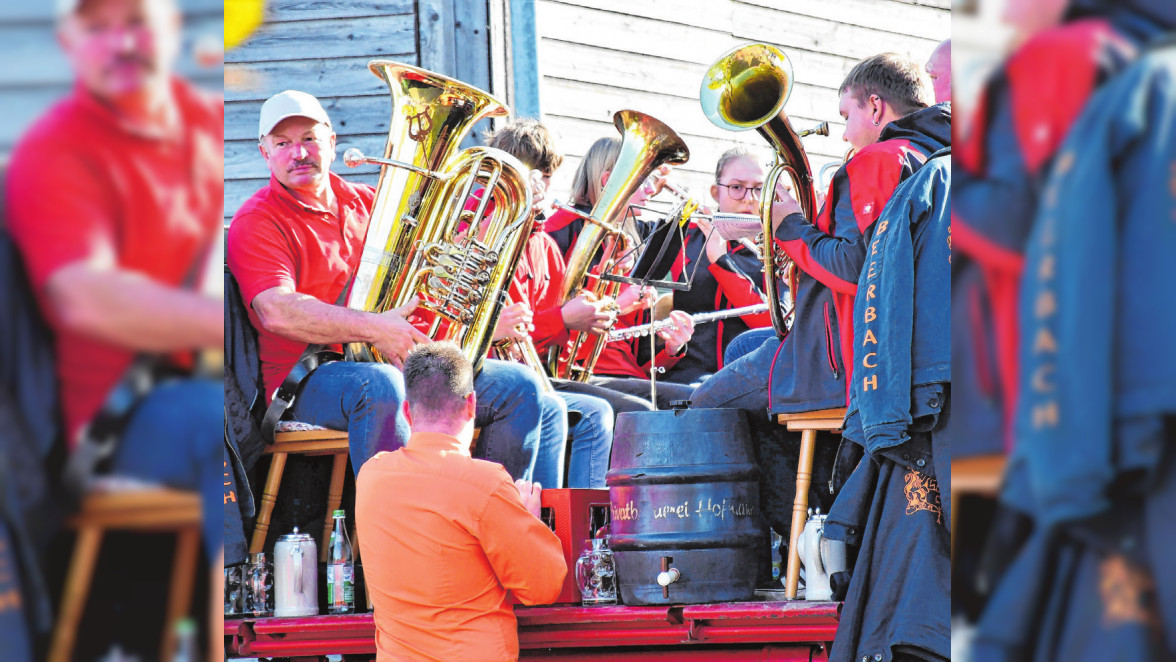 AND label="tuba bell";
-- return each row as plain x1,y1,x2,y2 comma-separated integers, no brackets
700,43,821,339
342,60,533,373
550,110,690,382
